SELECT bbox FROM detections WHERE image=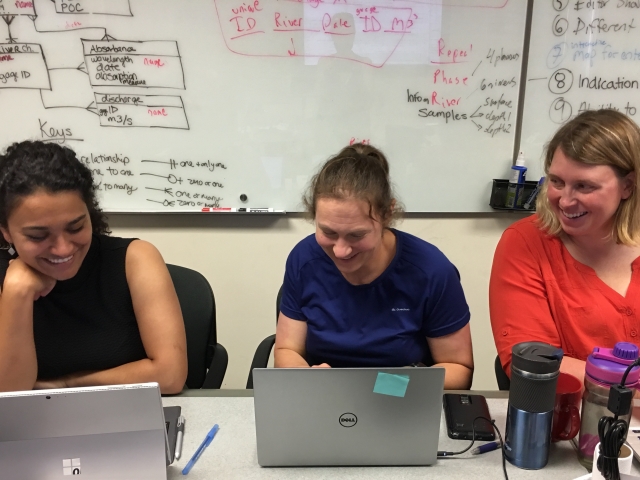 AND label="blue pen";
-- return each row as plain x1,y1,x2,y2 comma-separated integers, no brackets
471,440,502,455
181,424,219,475
523,177,545,210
